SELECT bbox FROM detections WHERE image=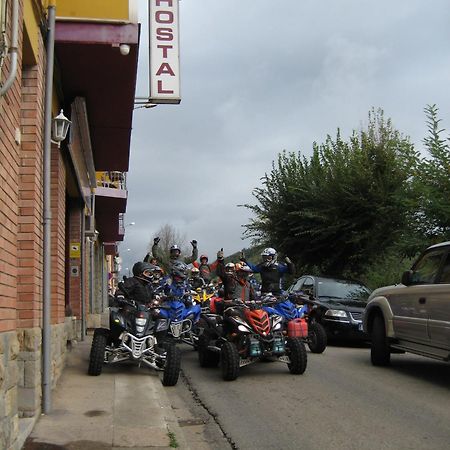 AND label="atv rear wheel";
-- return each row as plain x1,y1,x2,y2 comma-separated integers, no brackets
220,341,240,381
286,337,307,374
371,314,391,366
198,334,220,368
88,331,108,376
162,345,181,386
308,322,327,353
